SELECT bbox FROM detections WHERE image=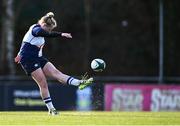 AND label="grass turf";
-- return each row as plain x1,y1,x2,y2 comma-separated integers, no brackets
0,111,180,125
